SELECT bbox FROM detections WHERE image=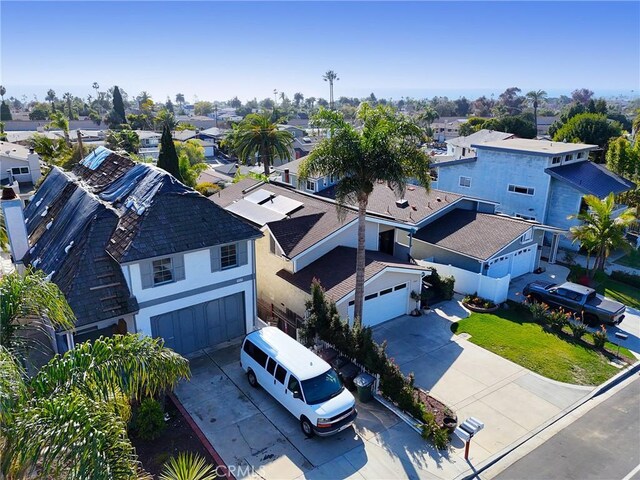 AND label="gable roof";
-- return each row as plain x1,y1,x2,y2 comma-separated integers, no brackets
446,129,514,149
22,147,261,326
413,209,533,261
210,179,357,258
317,183,463,226
276,246,423,302
545,161,635,197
